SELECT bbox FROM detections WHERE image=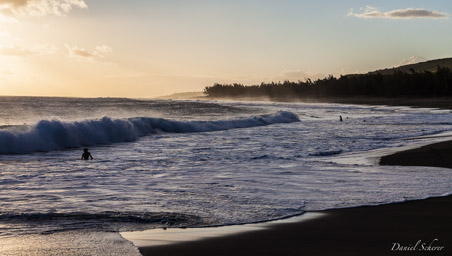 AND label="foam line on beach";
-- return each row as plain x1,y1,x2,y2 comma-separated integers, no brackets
326,130,452,167
121,212,324,247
